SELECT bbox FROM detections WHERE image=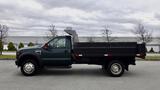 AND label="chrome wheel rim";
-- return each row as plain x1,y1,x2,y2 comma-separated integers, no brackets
110,63,122,75
23,62,35,74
